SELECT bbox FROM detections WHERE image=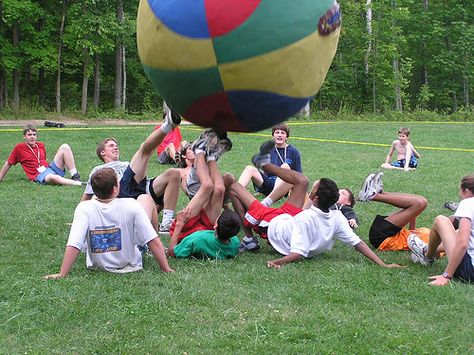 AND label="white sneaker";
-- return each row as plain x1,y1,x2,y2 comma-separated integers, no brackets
408,234,433,265
373,172,384,193
358,173,376,202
